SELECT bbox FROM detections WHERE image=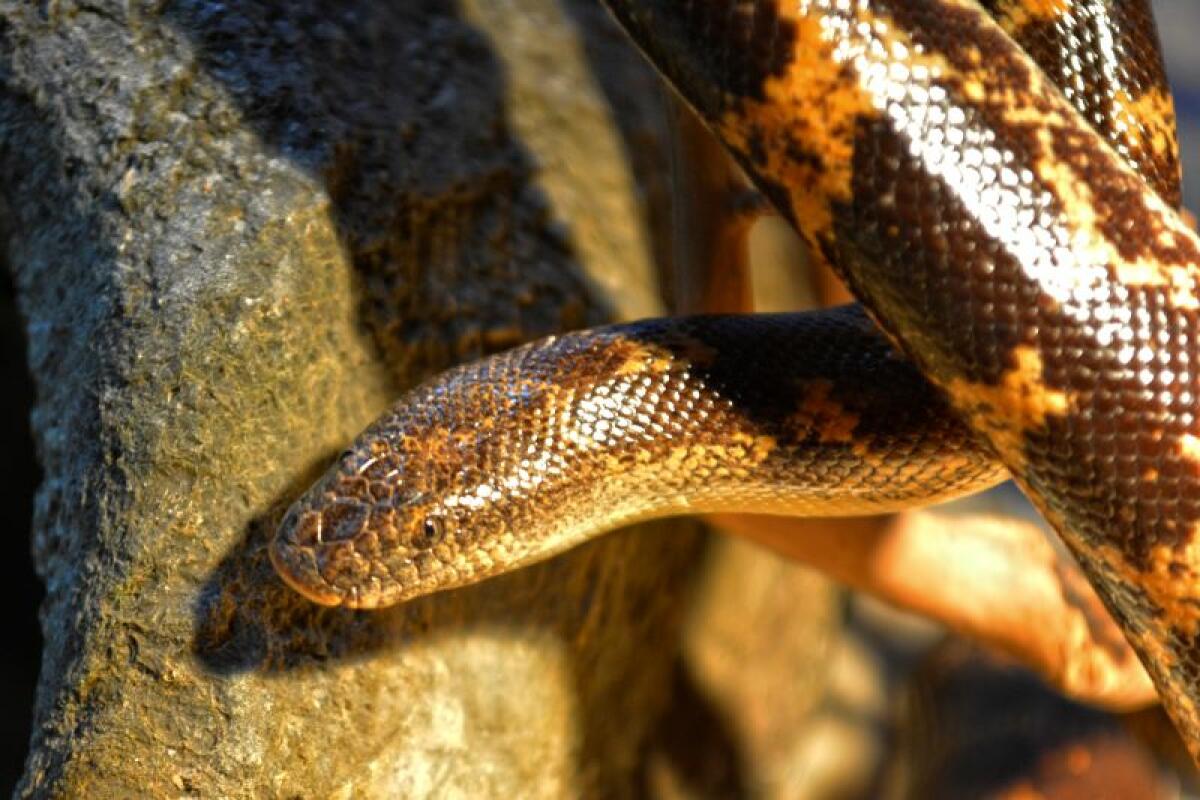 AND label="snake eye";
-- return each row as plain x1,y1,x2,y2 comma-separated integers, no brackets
416,515,445,548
